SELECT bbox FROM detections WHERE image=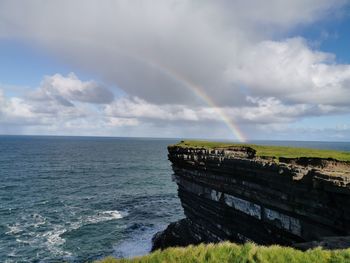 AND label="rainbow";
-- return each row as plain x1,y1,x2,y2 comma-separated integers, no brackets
111,46,247,142
146,61,247,142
